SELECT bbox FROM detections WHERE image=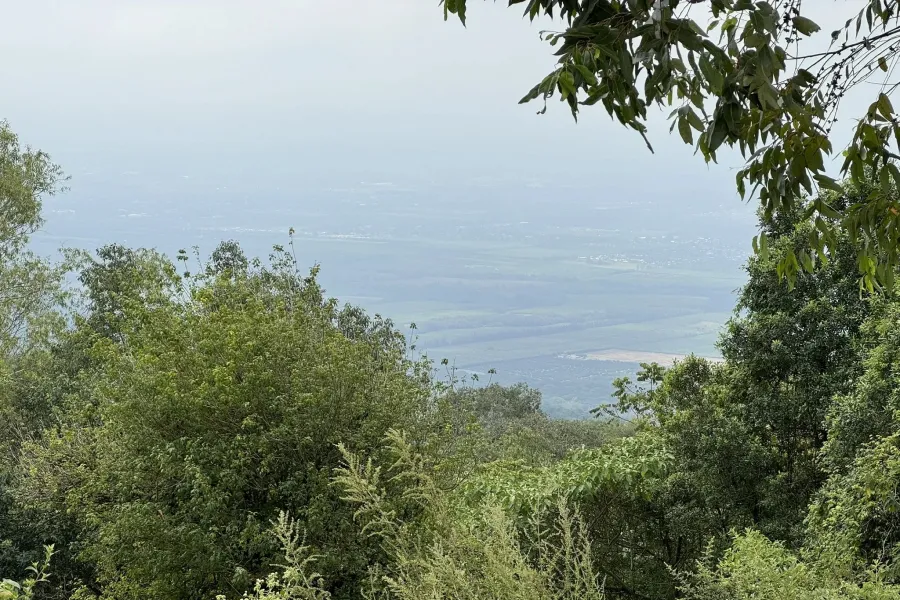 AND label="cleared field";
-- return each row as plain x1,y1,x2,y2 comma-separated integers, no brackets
415,311,732,367
36,177,754,417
